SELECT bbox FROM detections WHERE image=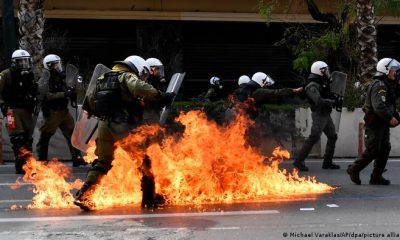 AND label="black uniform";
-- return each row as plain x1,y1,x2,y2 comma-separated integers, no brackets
347,74,399,185
293,73,340,171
